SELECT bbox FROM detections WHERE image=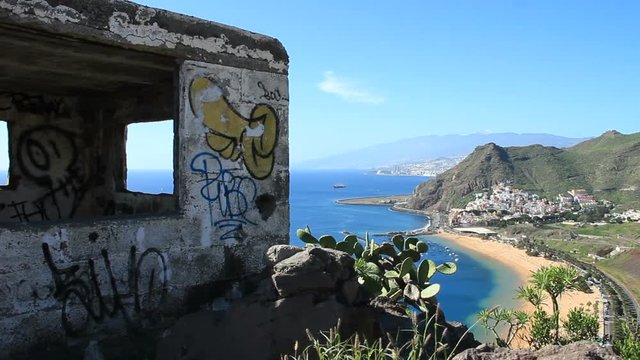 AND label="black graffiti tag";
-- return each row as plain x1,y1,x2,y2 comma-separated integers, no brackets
5,125,88,222
257,81,289,102
42,243,168,335
0,92,70,117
